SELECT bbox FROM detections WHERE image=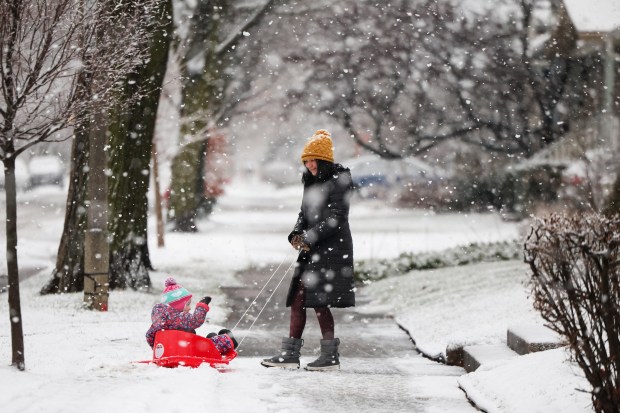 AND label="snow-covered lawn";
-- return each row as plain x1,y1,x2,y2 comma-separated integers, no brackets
360,260,539,357
362,260,593,412
0,178,594,412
